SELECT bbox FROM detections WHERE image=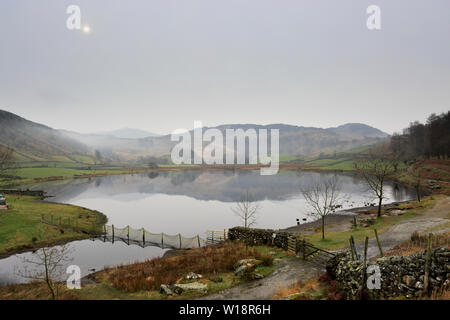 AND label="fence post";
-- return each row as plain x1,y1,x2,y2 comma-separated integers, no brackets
179,234,182,249
350,236,359,260
127,225,130,245
349,237,355,261
360,236,369,300
374,229,383,257
224,229,226,241
302,239,306,260
161,233,164,248
423,233,433,296
112,224,115,243
142,228,145,245
197,235,201,248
